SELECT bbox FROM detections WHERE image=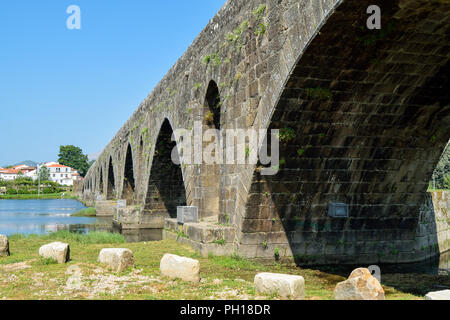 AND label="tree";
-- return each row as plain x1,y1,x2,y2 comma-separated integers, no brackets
58,145,90,177
39,166,50,181
430,141,450,190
